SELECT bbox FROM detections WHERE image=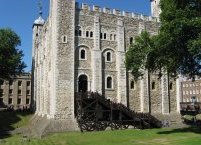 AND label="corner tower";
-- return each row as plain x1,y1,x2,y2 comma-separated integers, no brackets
49,0,77,122
150,0,161,18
